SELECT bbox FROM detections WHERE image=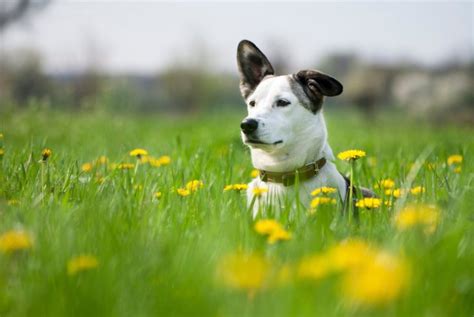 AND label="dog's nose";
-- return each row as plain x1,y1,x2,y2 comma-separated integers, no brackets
240,118,258,134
